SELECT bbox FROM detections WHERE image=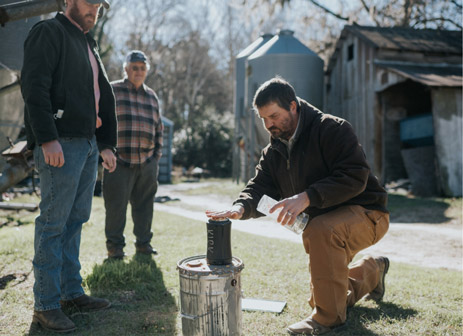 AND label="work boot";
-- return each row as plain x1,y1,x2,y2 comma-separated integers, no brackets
107,246,125,259
287,317,344,335
365,256,390,302
135,243,158,255
60,294,111,312
32,308,76,333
